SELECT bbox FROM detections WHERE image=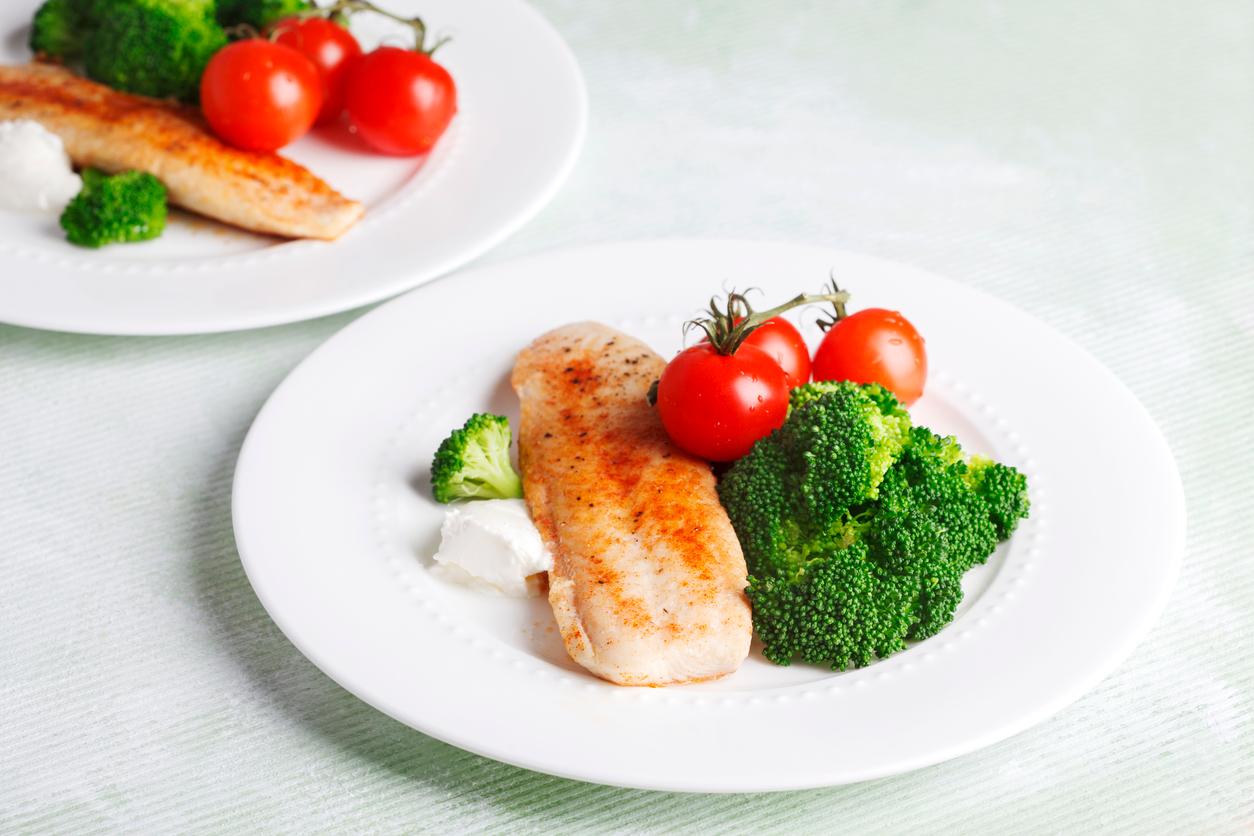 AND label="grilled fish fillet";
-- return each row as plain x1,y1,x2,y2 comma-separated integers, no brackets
512,322,752,686
0,63,363,240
